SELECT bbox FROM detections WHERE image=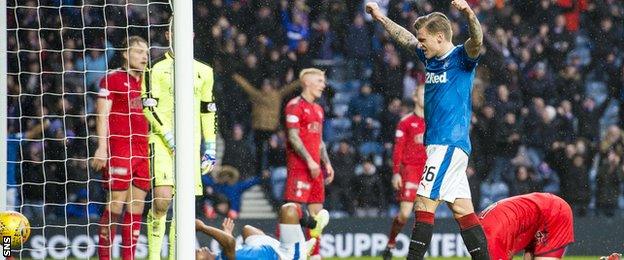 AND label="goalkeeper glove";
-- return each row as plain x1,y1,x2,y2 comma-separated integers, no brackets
201,141,217,174
201,150,217,174
163,132,175,152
